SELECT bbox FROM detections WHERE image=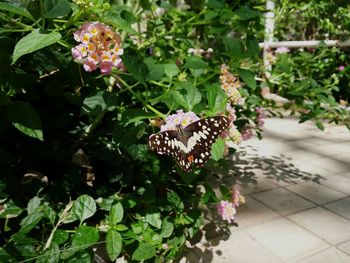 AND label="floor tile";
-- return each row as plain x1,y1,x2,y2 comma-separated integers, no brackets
320,174,350,194
238,177,279,194
339,172,350,179
245,218,328,262
207,231,281,263
252,188,315,215
298,247,350,263
283,150,323,162
338,240,350,256
309,157,350,174
324,197,350,220
235,196,280,228
288,207,350,244
286,182,347,205
328,143,350,153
